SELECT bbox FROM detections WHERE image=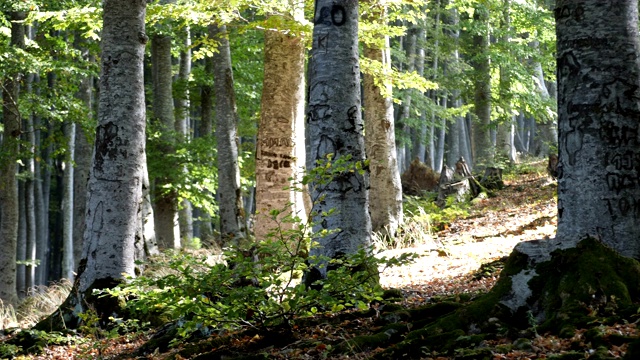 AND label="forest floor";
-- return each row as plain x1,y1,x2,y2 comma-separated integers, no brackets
5,162,639,359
